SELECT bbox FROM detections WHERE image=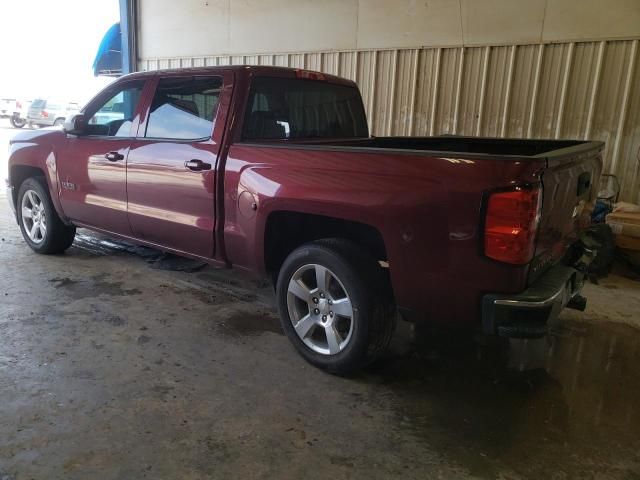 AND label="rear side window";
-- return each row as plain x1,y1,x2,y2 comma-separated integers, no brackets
145,76,222,140
242,77,368,141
